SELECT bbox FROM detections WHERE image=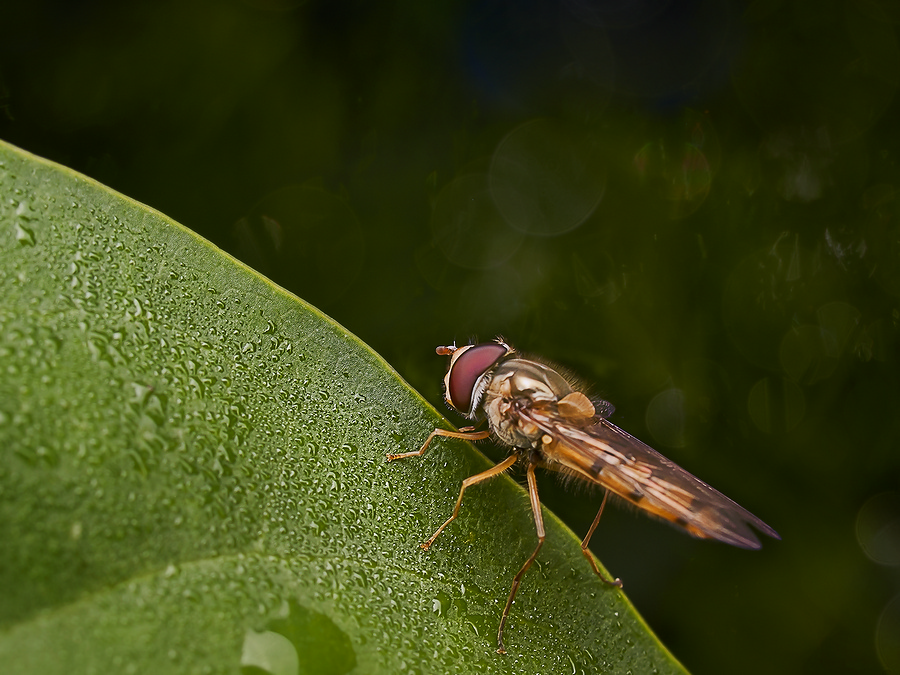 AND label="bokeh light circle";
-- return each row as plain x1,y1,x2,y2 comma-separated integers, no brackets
645,387,687,448
877,594,900,674
489,119,607,236
857,492,900,566
430,174,524,270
